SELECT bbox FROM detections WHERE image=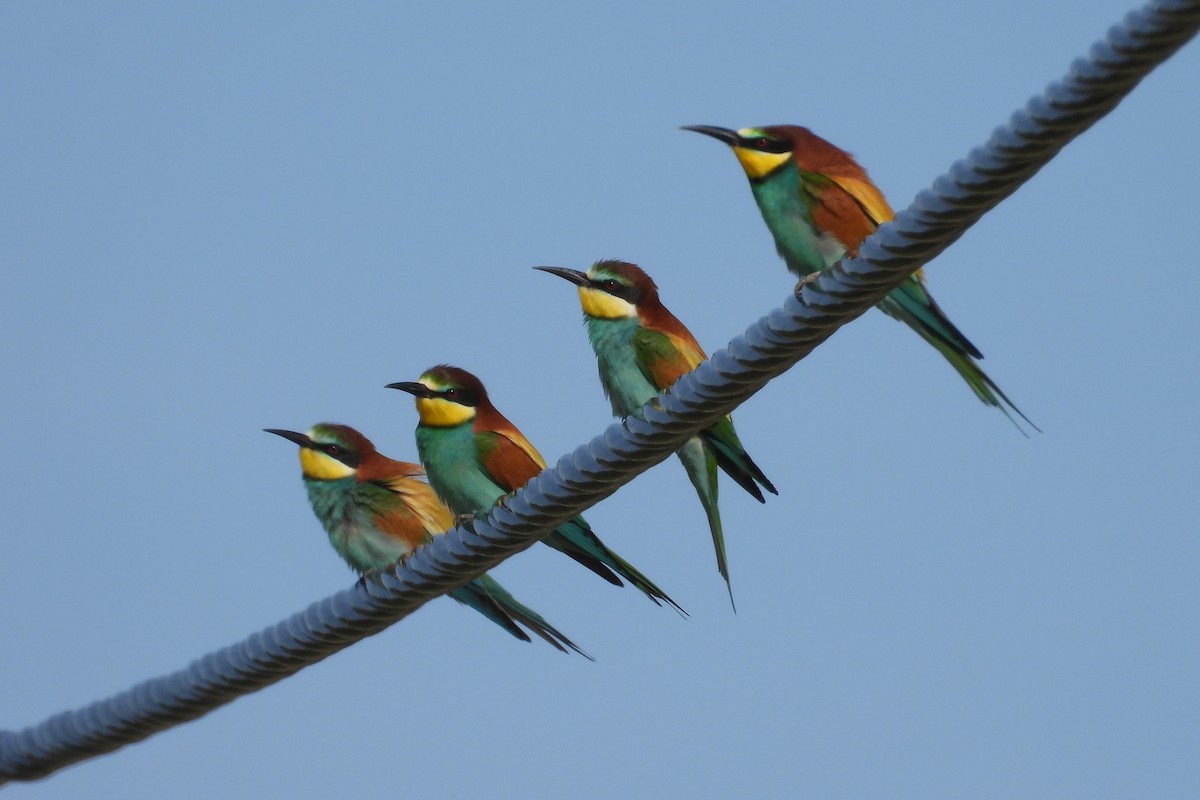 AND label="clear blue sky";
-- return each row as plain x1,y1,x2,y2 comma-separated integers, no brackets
3,2,1197,797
